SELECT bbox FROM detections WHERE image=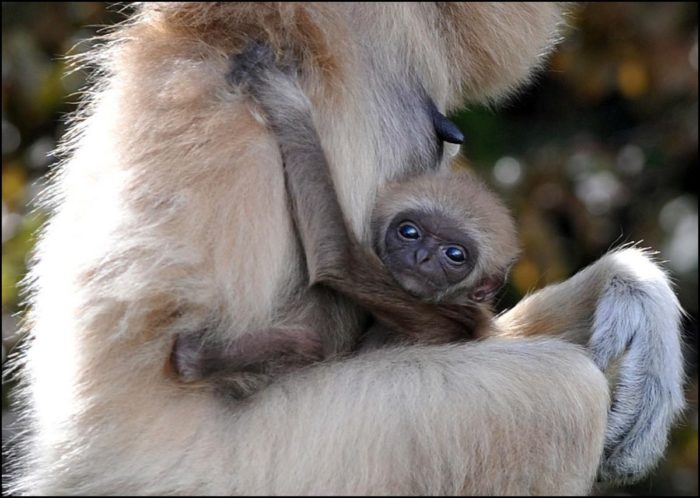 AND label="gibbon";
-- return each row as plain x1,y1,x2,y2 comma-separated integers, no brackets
171,41,518,388
6,3,685,495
